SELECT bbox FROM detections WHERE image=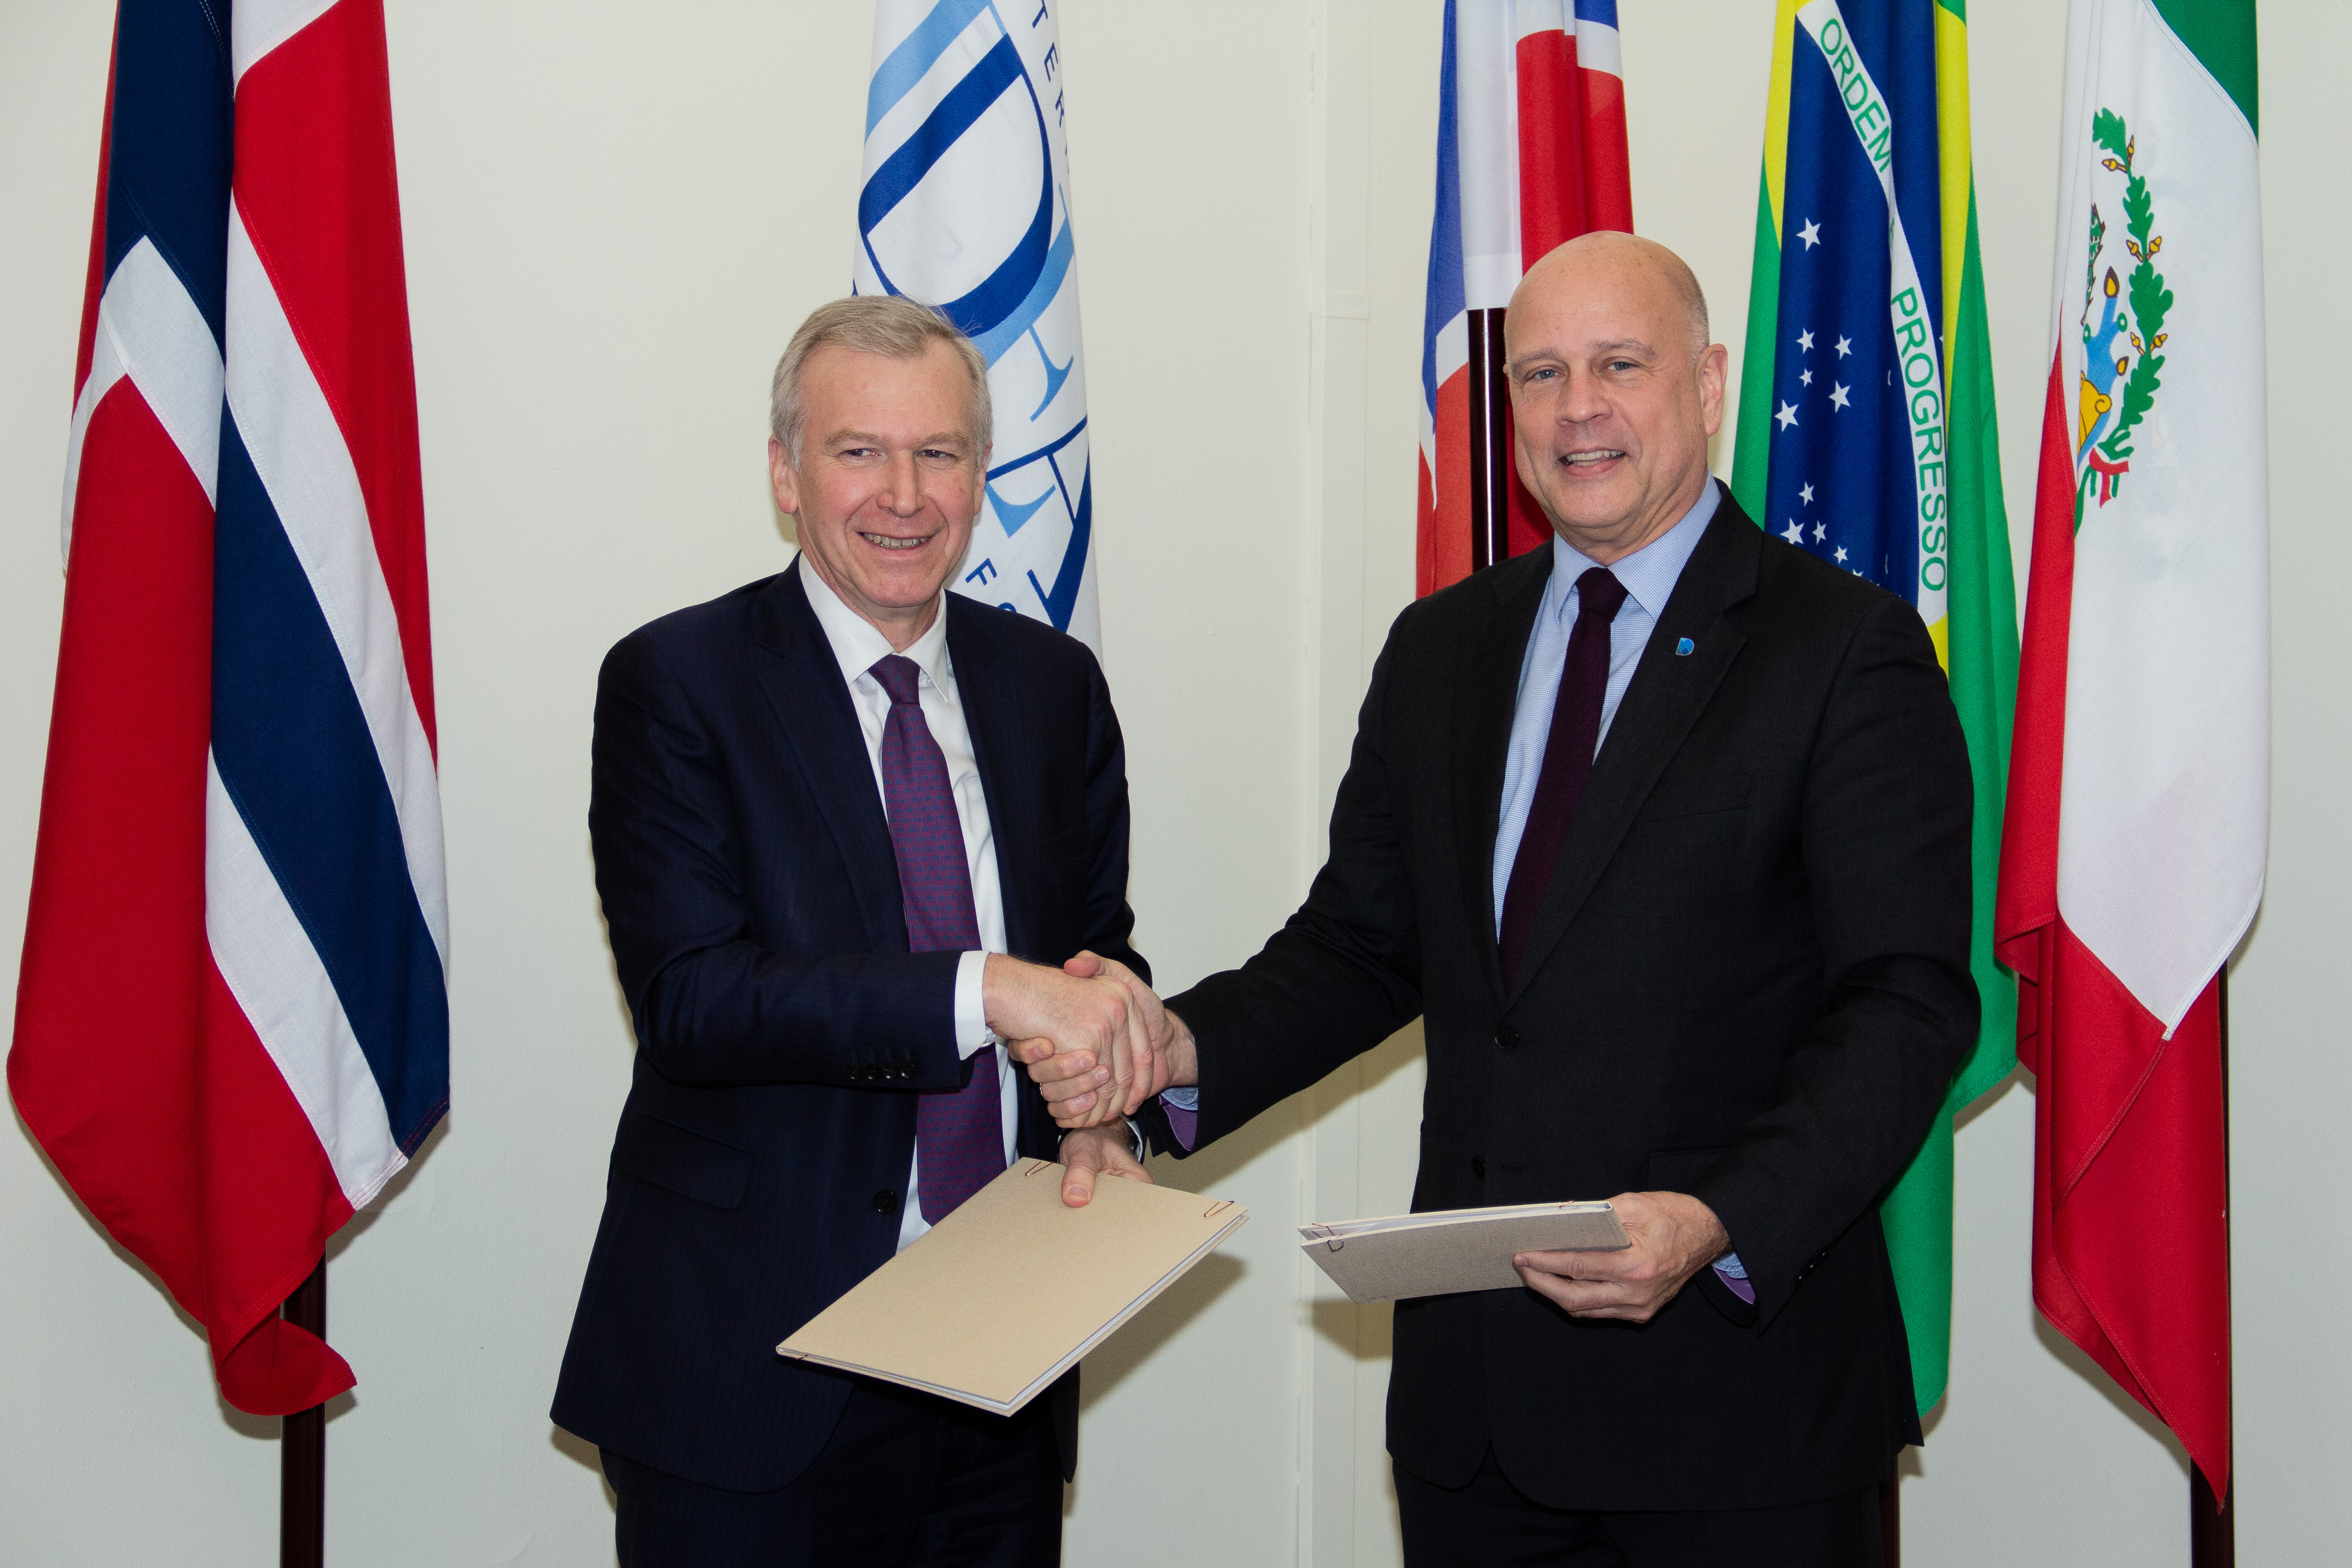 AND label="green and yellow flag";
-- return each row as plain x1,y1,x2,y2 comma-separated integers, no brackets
1729,0,2019,1414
